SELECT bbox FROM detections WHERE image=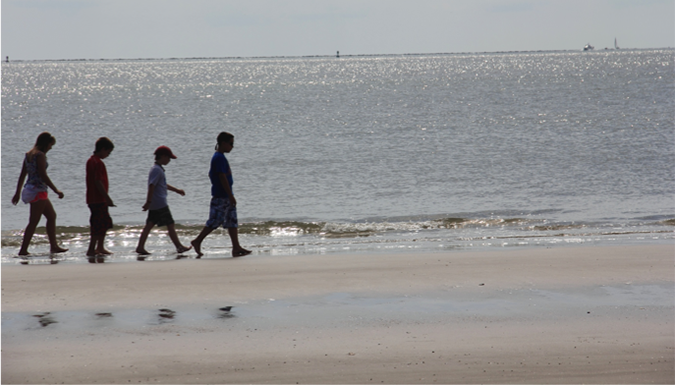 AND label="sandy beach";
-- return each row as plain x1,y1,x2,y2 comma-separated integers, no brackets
2,244,673,384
